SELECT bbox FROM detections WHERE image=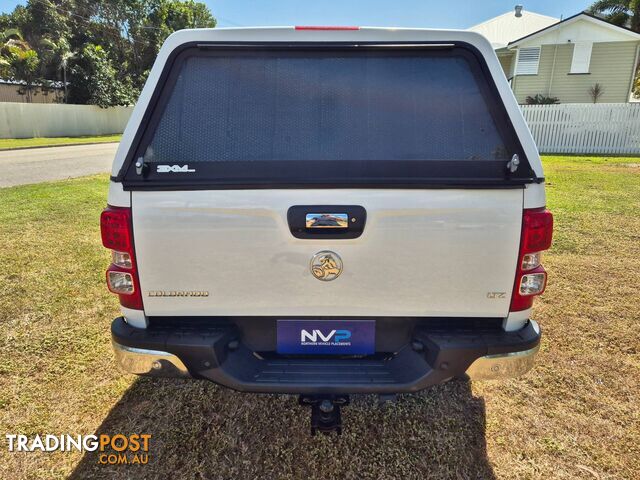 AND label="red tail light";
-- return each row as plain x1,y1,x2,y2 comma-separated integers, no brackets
510,208,553,312
100,206,143,310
